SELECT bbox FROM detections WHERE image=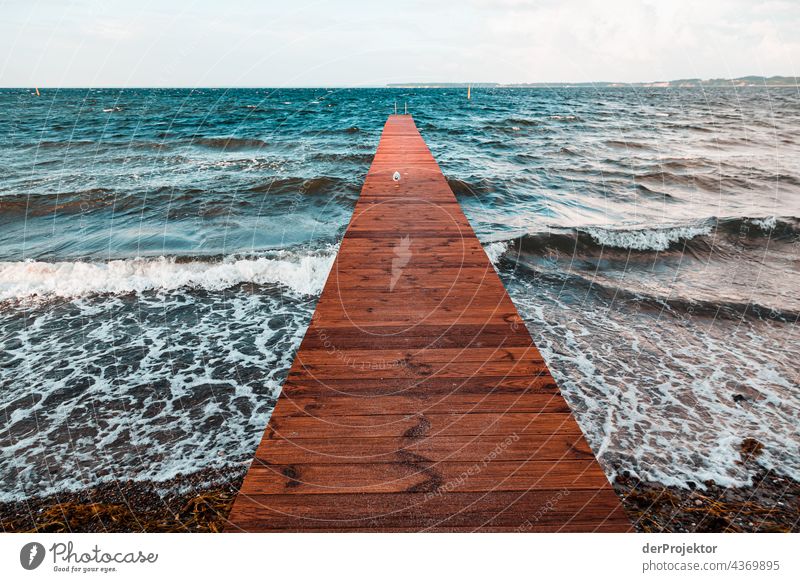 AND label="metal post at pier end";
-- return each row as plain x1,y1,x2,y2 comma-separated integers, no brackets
404,102,407,114
394,101,397,114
